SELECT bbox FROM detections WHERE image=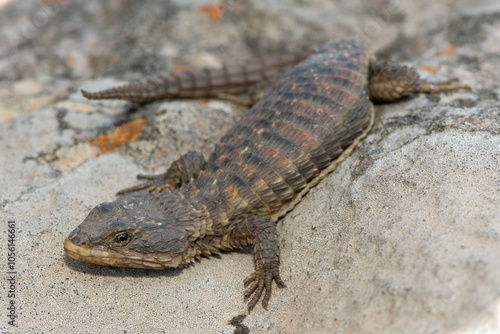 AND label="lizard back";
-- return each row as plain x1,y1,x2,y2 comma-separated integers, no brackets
195,39,372,221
